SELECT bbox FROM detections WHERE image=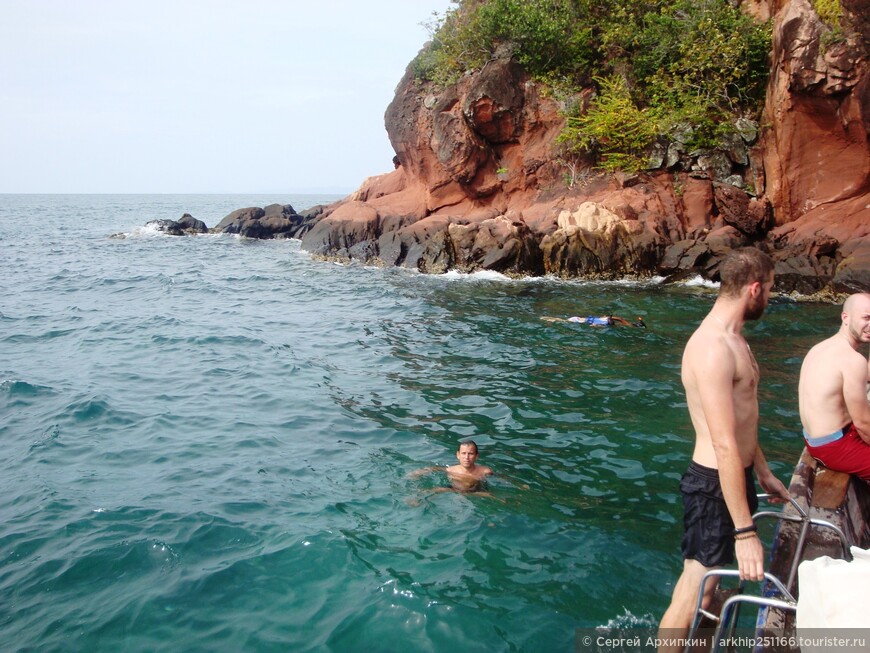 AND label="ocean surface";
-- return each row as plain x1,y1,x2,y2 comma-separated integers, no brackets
0,194,840,652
